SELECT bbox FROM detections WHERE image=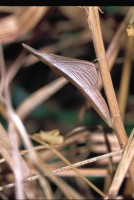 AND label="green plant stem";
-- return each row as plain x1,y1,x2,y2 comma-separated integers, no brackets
85,6,134,186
